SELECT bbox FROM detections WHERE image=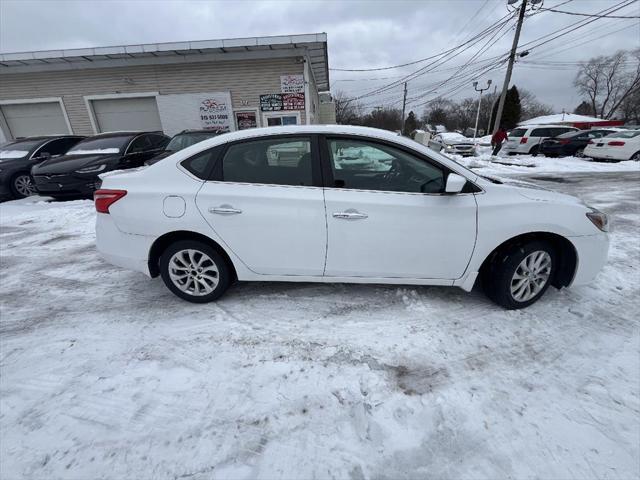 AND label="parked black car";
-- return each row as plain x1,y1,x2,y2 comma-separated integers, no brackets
0,135,85,199
32,131,169,199
145,129,222,166
540,129,619,158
